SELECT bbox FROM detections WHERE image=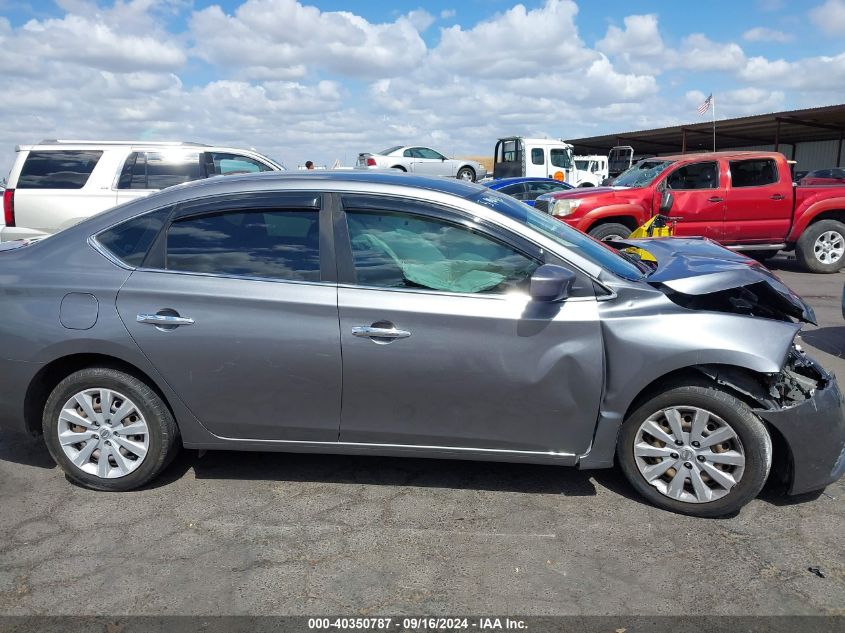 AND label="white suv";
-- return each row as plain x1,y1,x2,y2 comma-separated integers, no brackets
1,140,284,241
